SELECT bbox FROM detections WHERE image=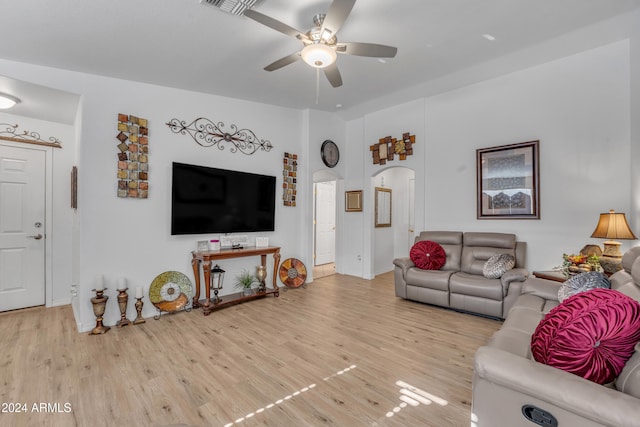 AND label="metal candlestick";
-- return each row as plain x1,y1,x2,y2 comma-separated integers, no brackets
133,297,146,324
89,289,110,335
116,288,131,328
